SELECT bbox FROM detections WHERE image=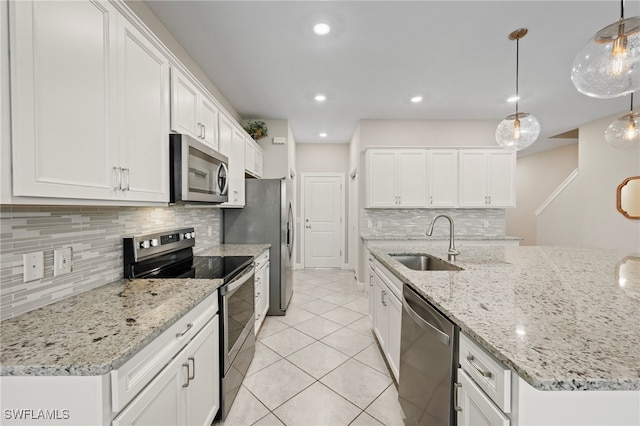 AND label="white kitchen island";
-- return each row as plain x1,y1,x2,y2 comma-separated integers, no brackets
368,243,639,425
